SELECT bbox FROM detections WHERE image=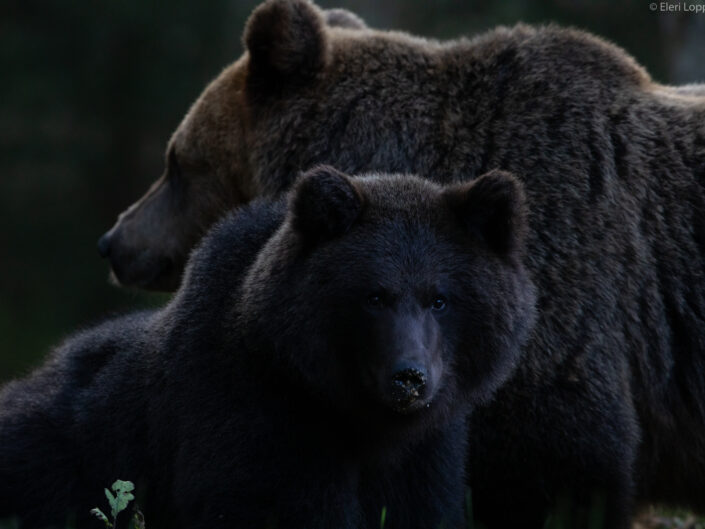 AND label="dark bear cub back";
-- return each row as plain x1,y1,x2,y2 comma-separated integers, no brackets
1,167,536,529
